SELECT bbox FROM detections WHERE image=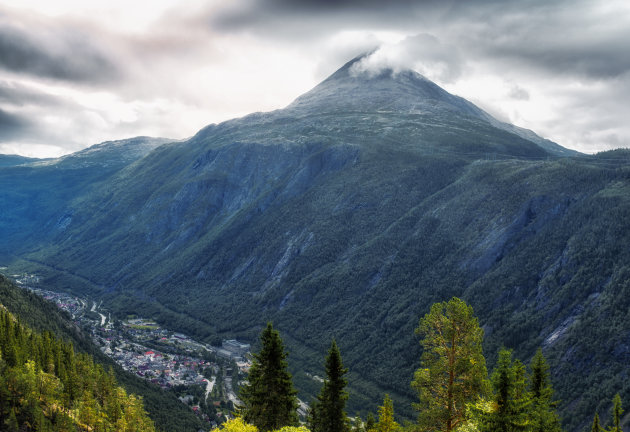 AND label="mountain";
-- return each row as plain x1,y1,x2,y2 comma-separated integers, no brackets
0,136,173,258
2,56,629,430
0,154,47,167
